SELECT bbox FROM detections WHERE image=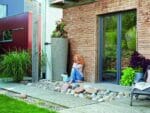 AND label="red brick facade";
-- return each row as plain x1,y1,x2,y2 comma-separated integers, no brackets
63,0,150,82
